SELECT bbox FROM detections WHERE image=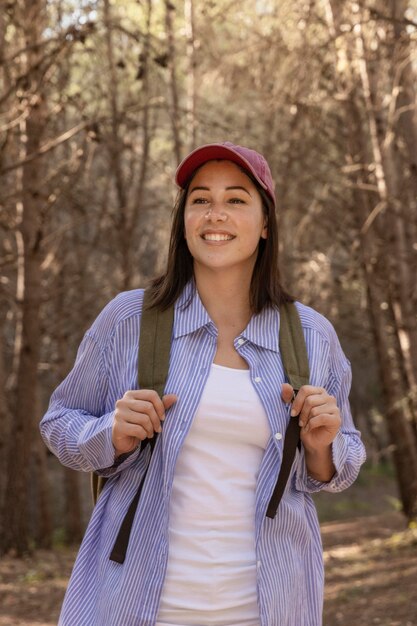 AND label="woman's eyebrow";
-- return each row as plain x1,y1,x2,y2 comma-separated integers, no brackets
189,186,210,193
226,185,252,196
189,185,252,196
